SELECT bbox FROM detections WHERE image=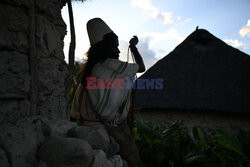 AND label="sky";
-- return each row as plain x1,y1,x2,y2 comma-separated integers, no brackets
62,0,250,70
